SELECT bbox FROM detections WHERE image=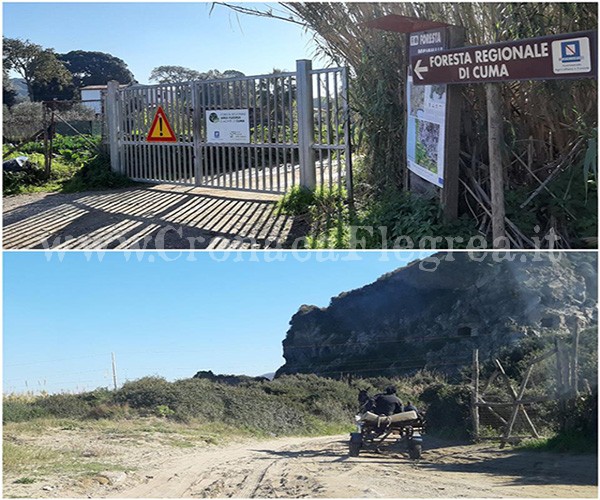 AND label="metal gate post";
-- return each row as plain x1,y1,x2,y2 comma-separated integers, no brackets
341,67,353,201
106,80,121,173
296,59,316,190
191,81,203,186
